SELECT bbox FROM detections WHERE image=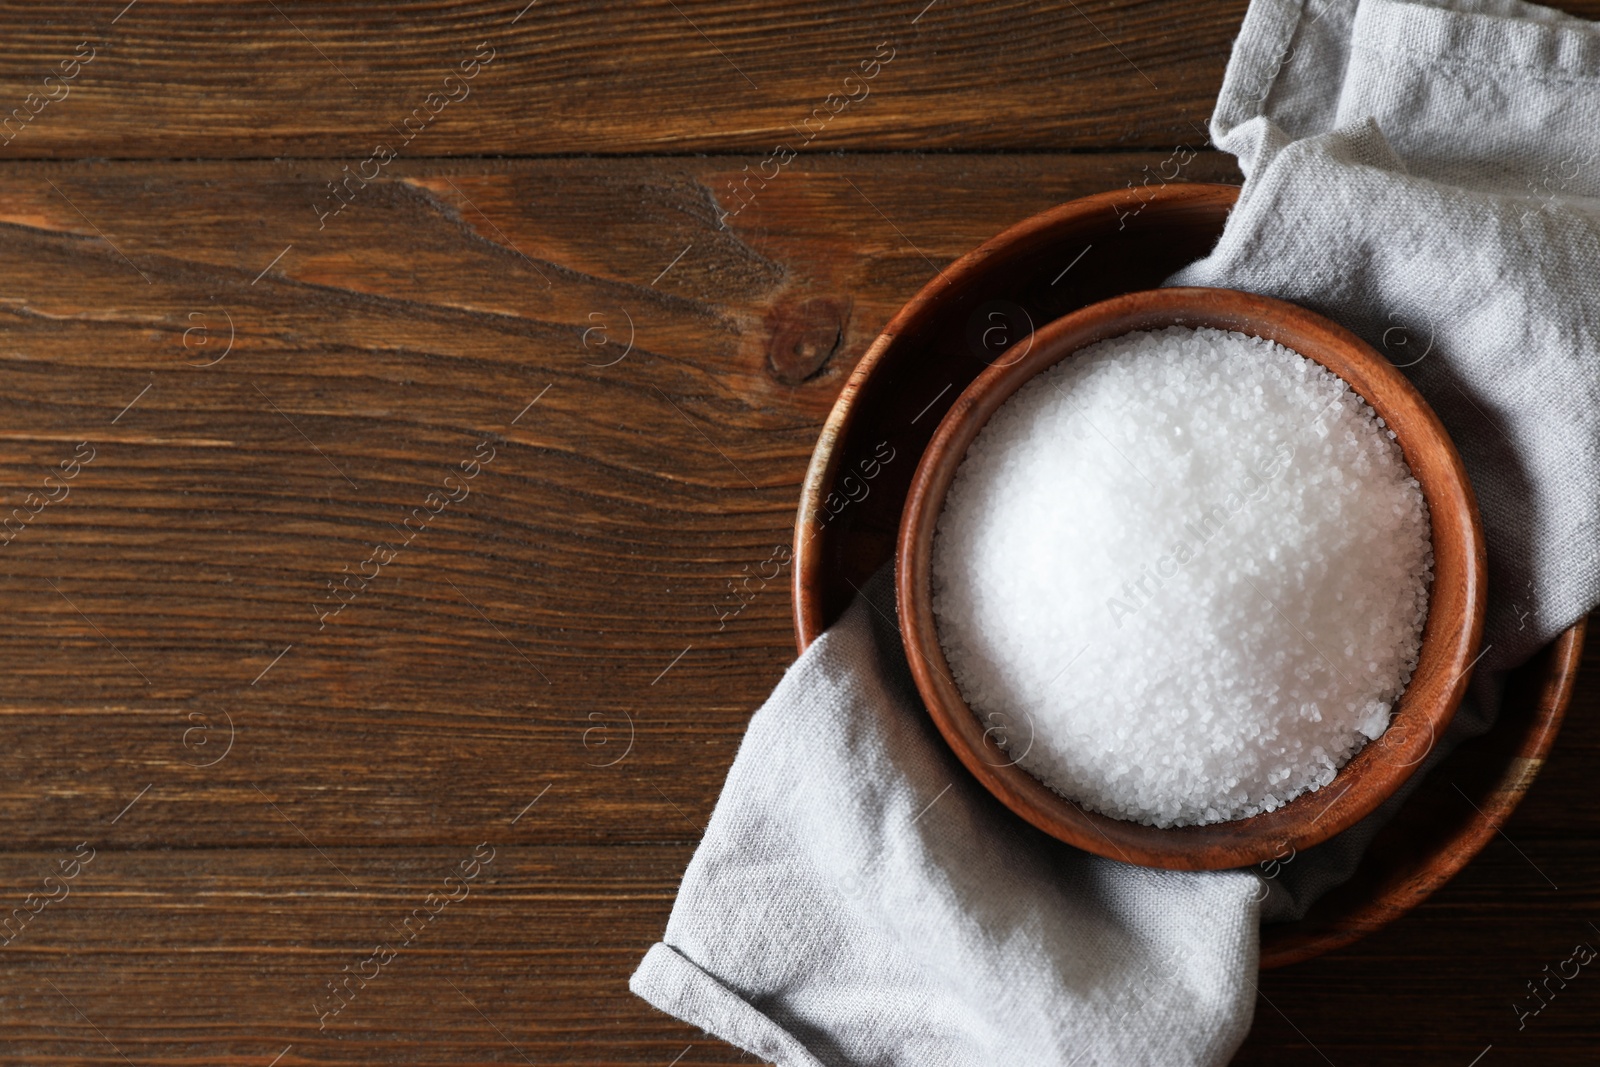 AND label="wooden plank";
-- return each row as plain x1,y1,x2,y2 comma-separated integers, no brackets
0,152,1243,848
0,0,1251,158
0,698,1593,1067
0,844,751,1064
